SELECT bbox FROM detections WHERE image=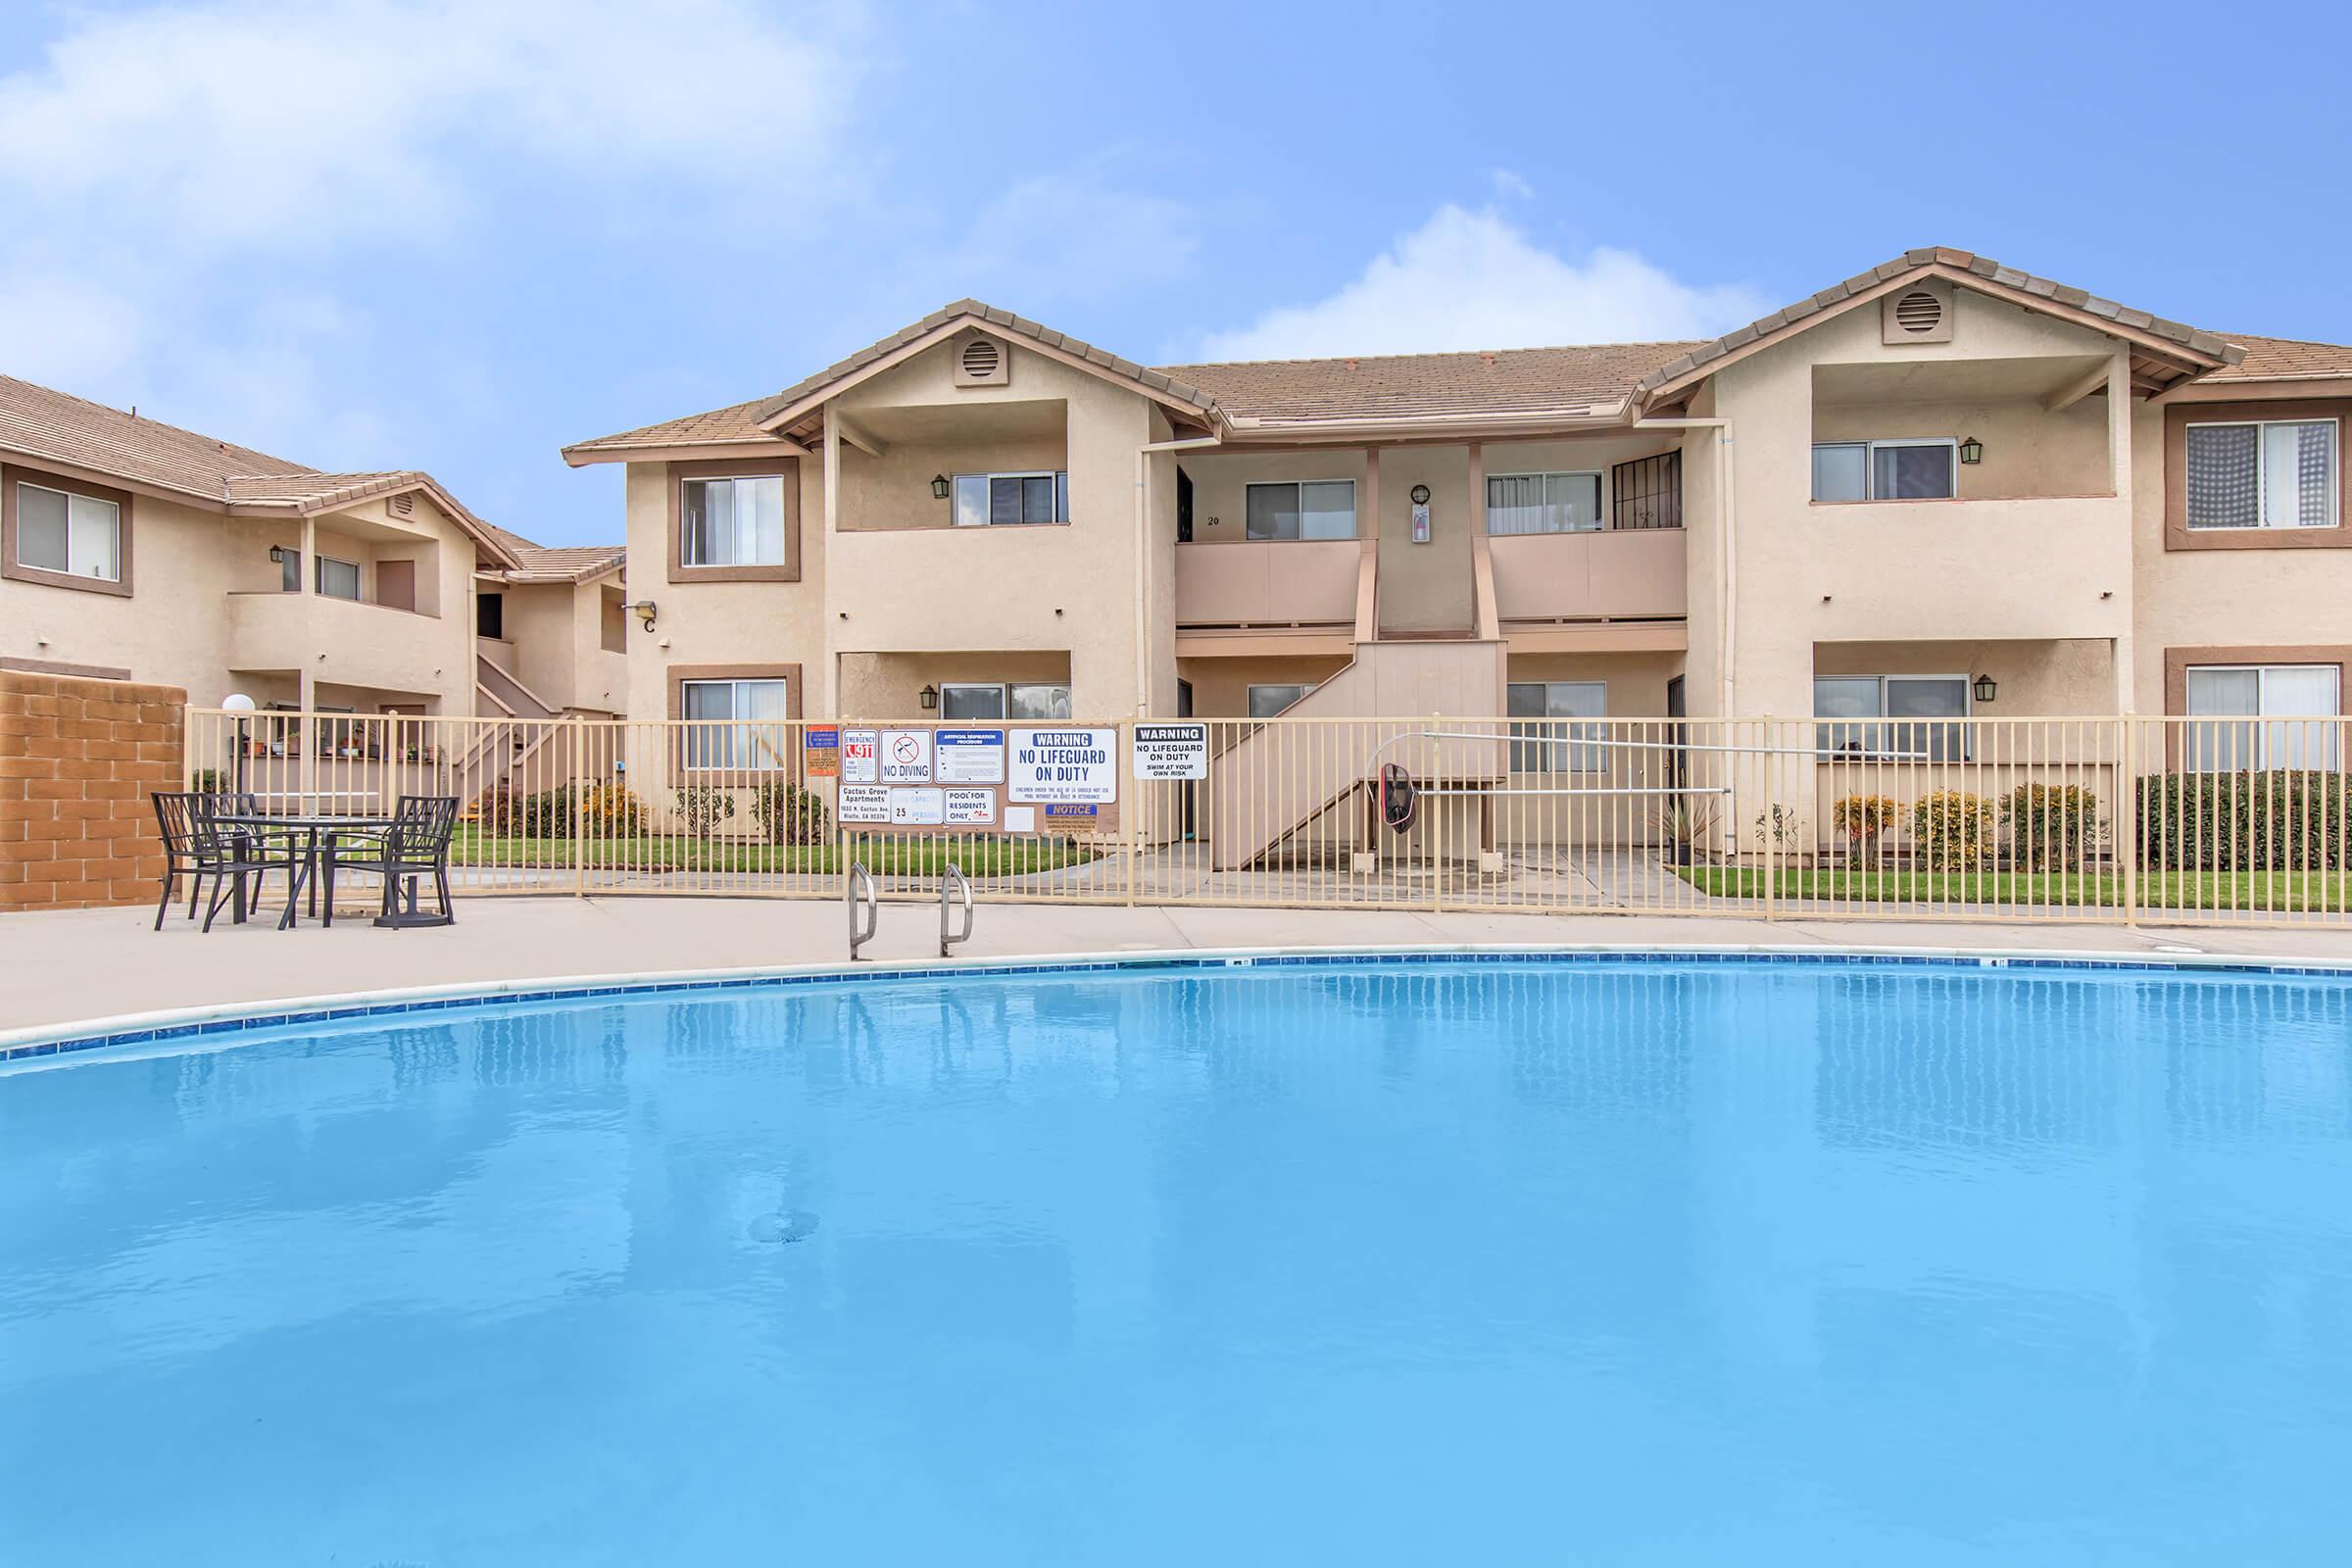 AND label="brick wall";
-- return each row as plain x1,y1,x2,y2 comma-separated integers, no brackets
0,671,184,912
